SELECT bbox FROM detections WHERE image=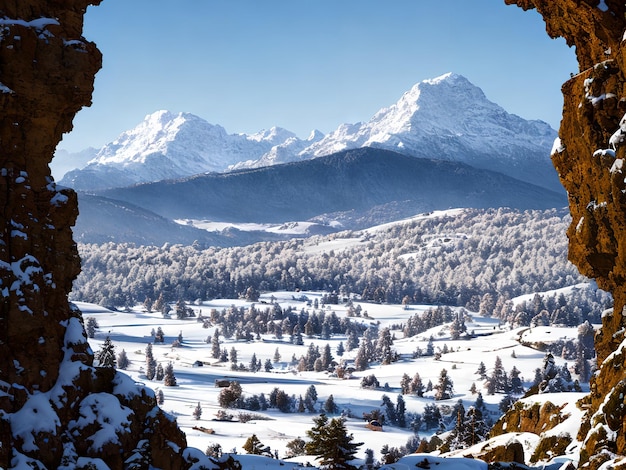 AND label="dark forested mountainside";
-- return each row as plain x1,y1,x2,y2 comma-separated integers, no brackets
94,148,566,225
72,208,610,326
